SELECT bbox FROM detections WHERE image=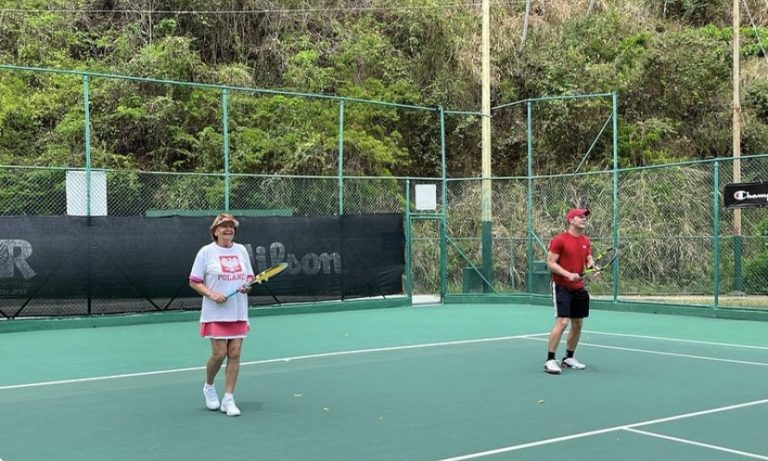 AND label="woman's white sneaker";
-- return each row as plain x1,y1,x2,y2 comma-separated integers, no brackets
220,396,241,416
203,384,220,410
